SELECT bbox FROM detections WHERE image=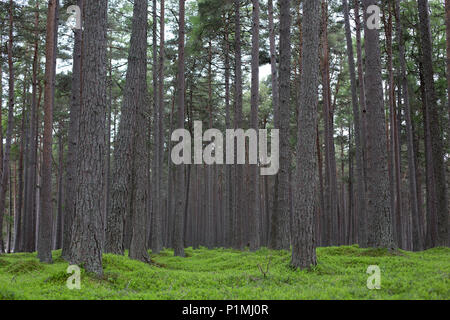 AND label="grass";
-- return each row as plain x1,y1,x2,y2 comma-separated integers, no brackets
0,245,449,300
